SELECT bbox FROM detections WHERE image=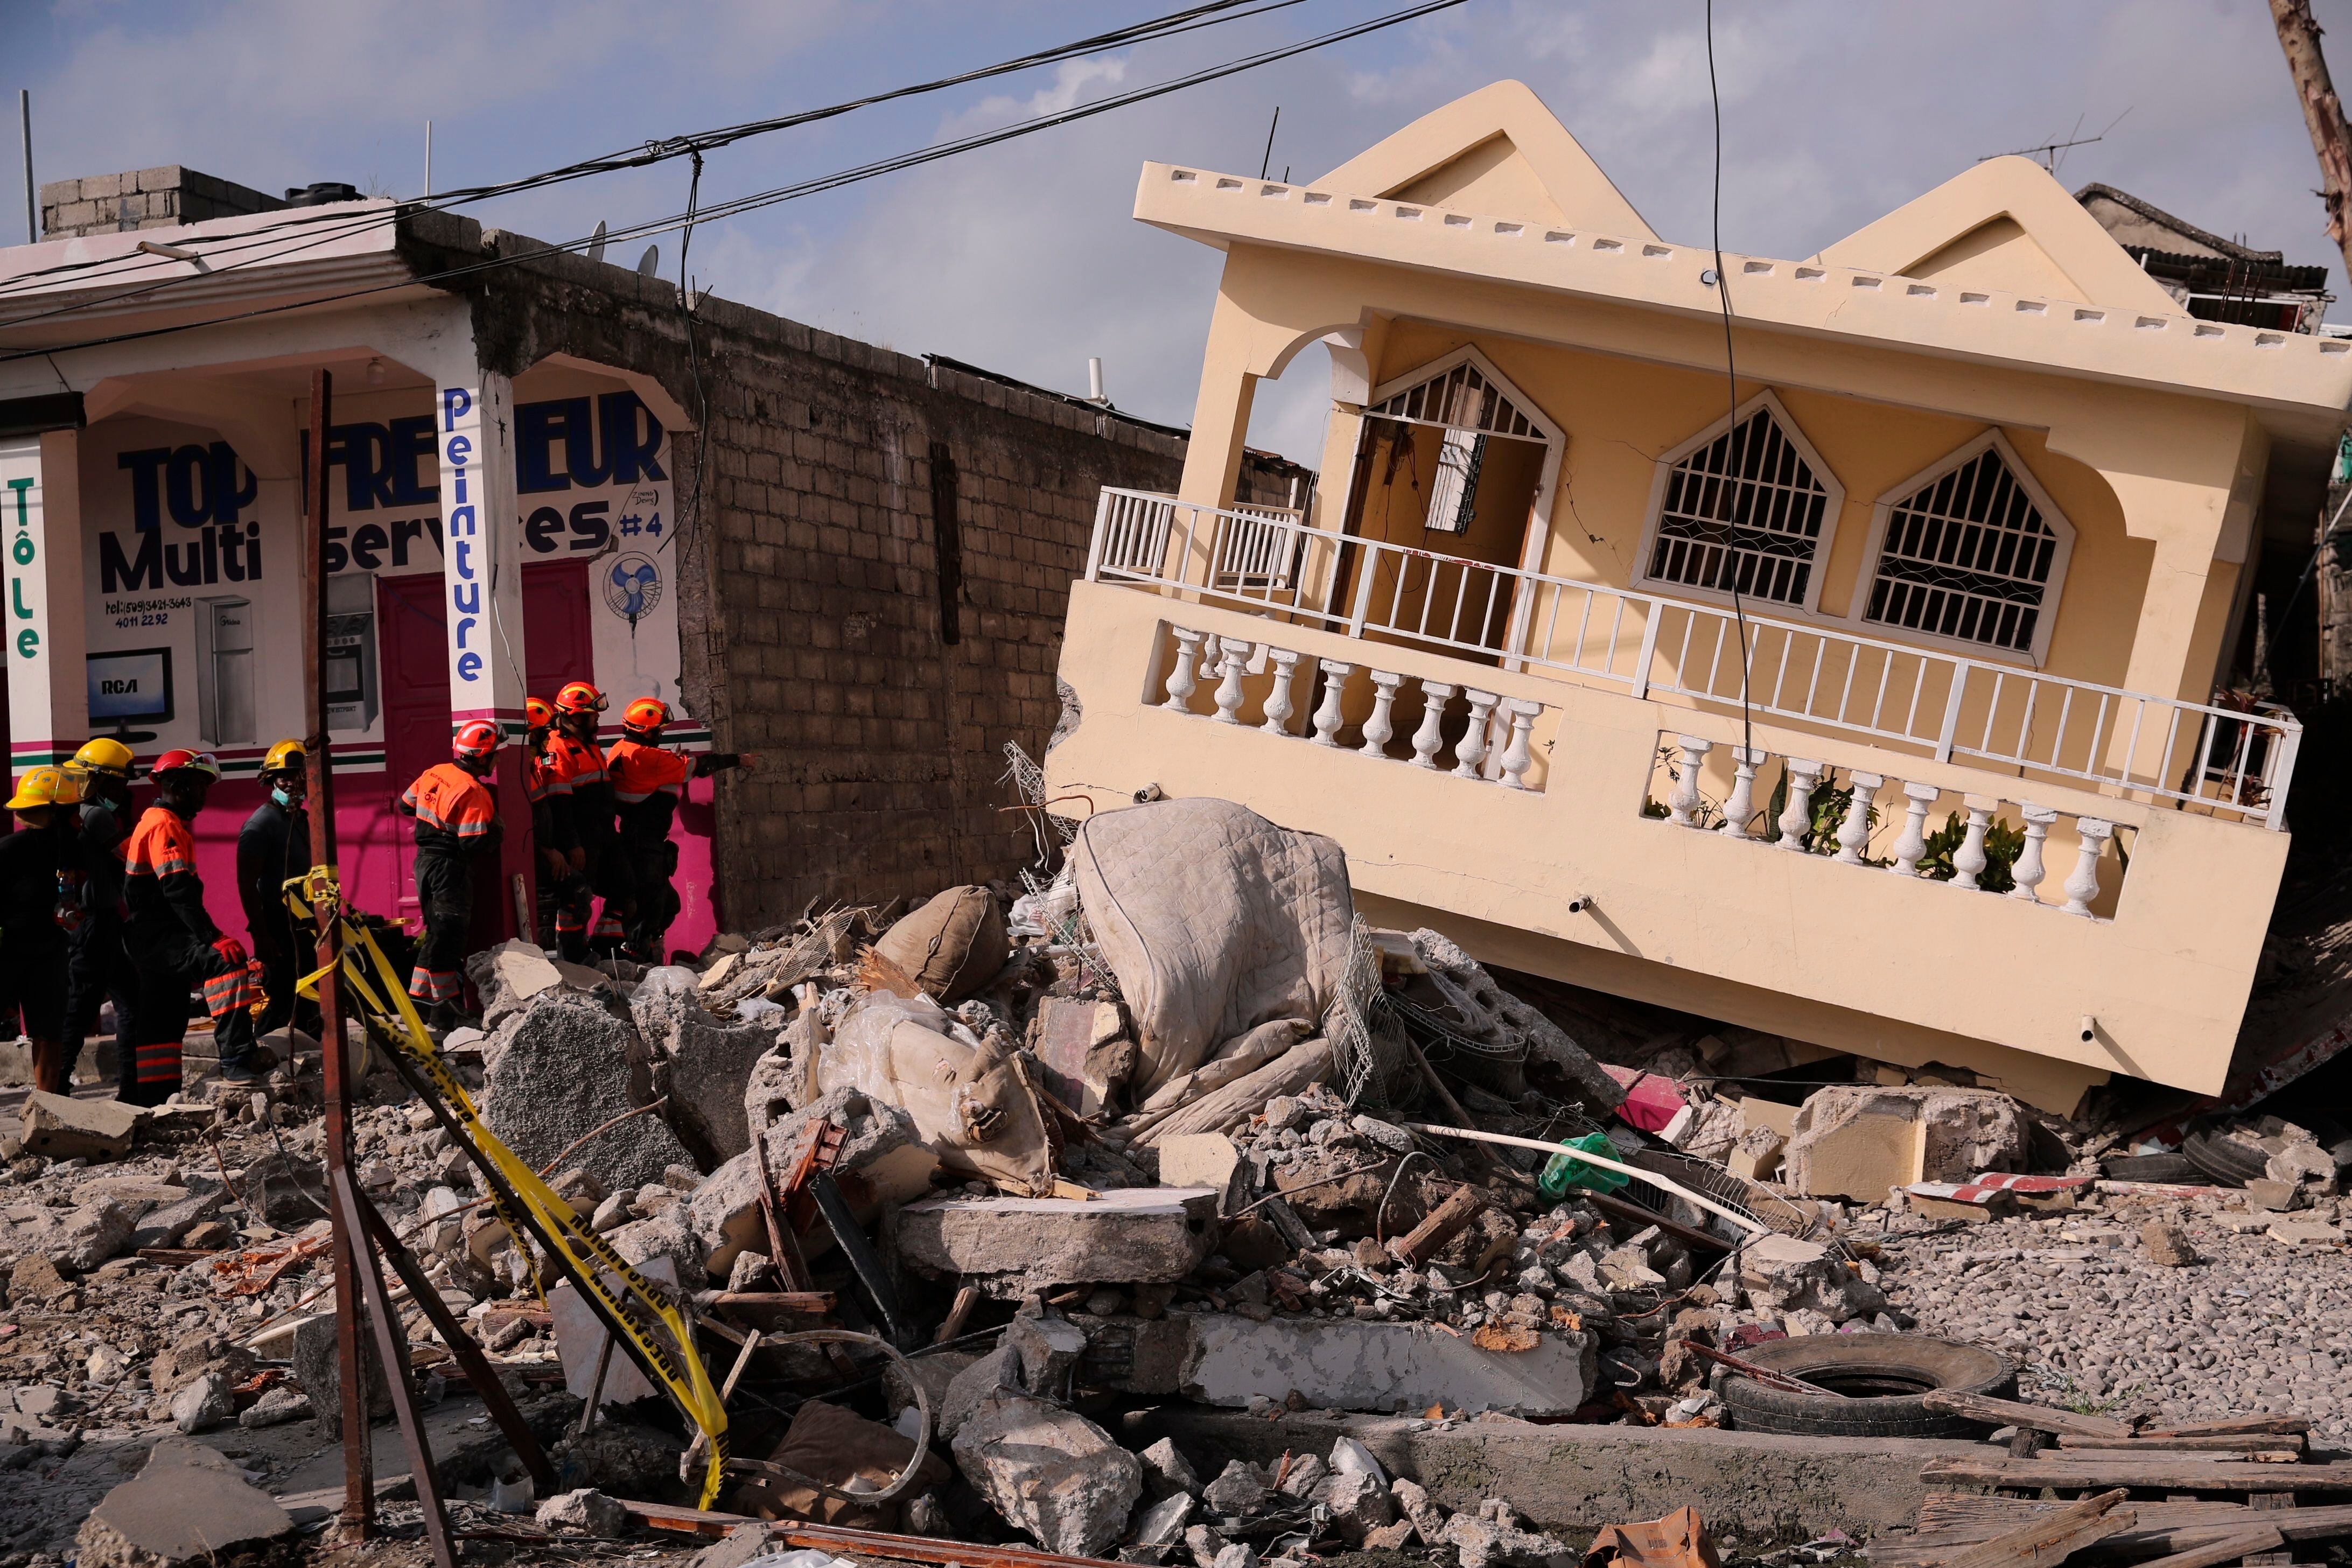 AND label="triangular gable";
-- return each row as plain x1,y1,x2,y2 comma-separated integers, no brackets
1314,80,1657,239
1815,156,2179,316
